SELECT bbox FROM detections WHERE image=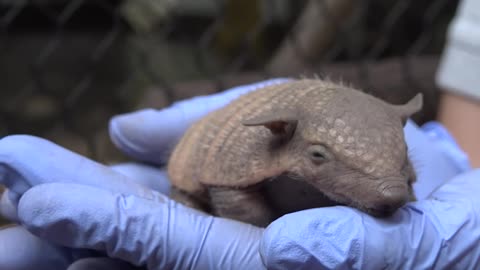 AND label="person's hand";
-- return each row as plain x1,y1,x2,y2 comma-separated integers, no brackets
1,79,480,270
0,78,287,270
